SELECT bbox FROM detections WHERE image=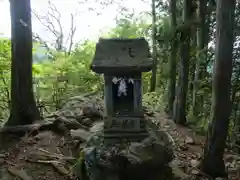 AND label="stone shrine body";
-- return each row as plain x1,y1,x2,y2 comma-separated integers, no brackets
90,38,153,144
